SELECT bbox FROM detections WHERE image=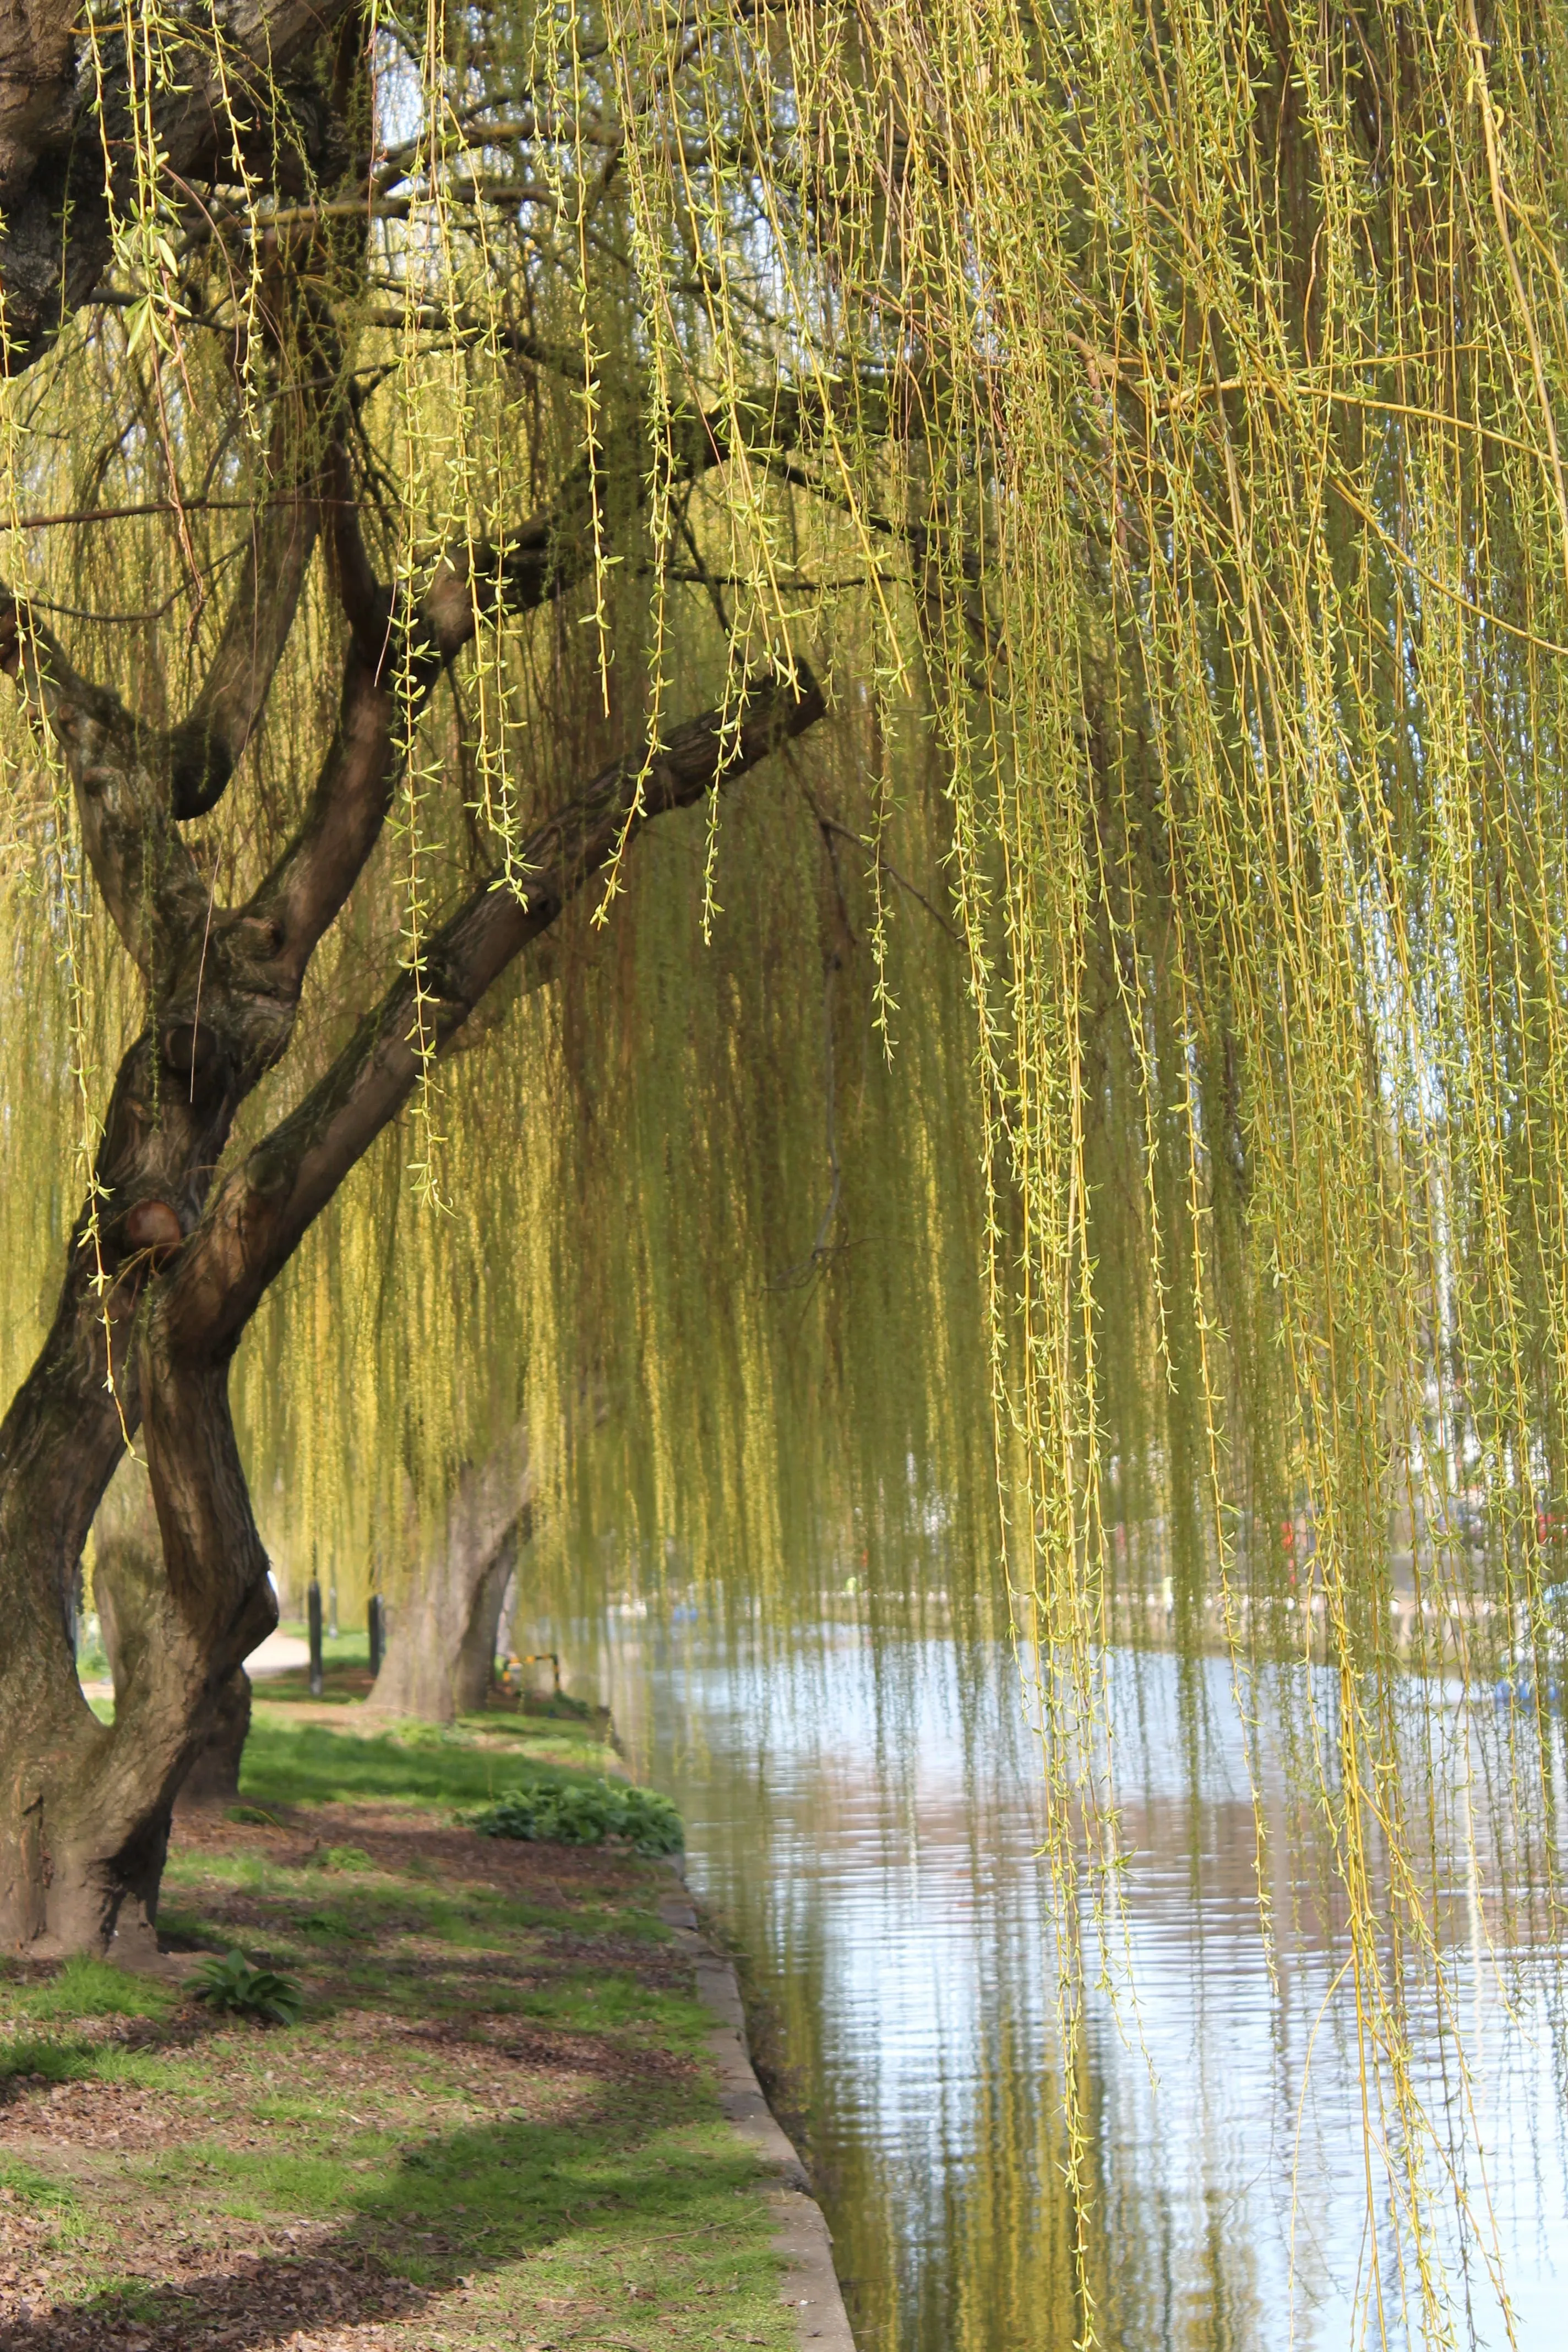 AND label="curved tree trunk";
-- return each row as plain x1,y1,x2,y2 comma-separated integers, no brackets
171,1670,253,1813
0,644,820,1956
367,1427,532,1724
92,1457,256,1817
